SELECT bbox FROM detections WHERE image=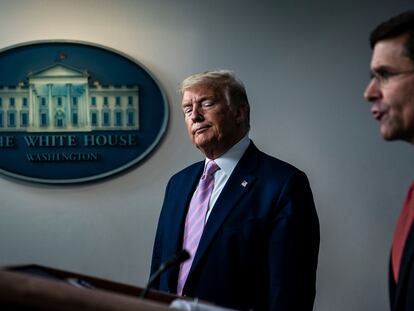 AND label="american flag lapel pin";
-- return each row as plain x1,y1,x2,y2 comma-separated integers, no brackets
241,180,248,188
